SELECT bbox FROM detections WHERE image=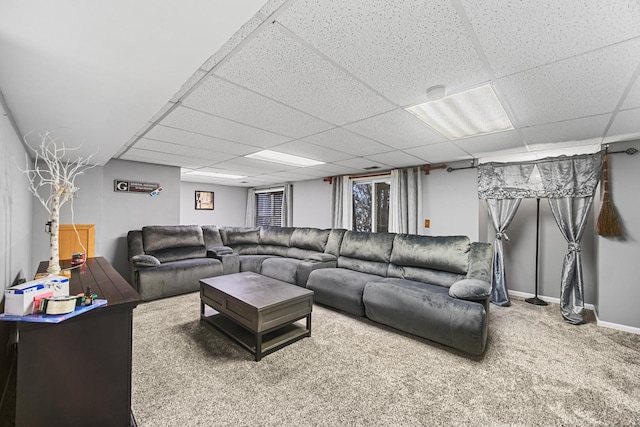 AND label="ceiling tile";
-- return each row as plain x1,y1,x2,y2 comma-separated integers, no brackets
144,125,258,155
269,140,354,163
333,158,390,171
461,0,640,77
521,115,611,147
364,151,425,168
201,14,267,72
212,156,292,173
121,148,209,168
498,38,640,127
301,128,391,156
278,0,490,106
604,108,640,143
297,163,359,177
453,130,526,157
134,138,236,162
214,24,396,125
158,106,291,147
621,76,640,110
345,109,447,149
170,69,207,103
404,142,473,164
182,76,333,138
